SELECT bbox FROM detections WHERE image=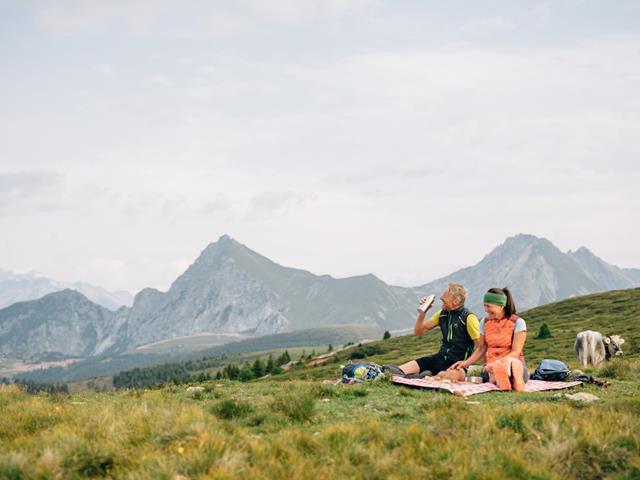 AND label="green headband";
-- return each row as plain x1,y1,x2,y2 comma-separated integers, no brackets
484,292,507,306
